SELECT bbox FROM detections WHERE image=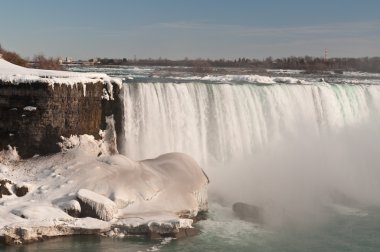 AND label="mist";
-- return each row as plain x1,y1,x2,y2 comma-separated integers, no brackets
208,120,380,228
